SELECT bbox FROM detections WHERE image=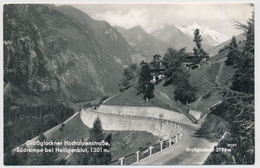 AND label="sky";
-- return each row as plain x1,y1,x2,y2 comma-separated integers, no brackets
70,3,253,39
